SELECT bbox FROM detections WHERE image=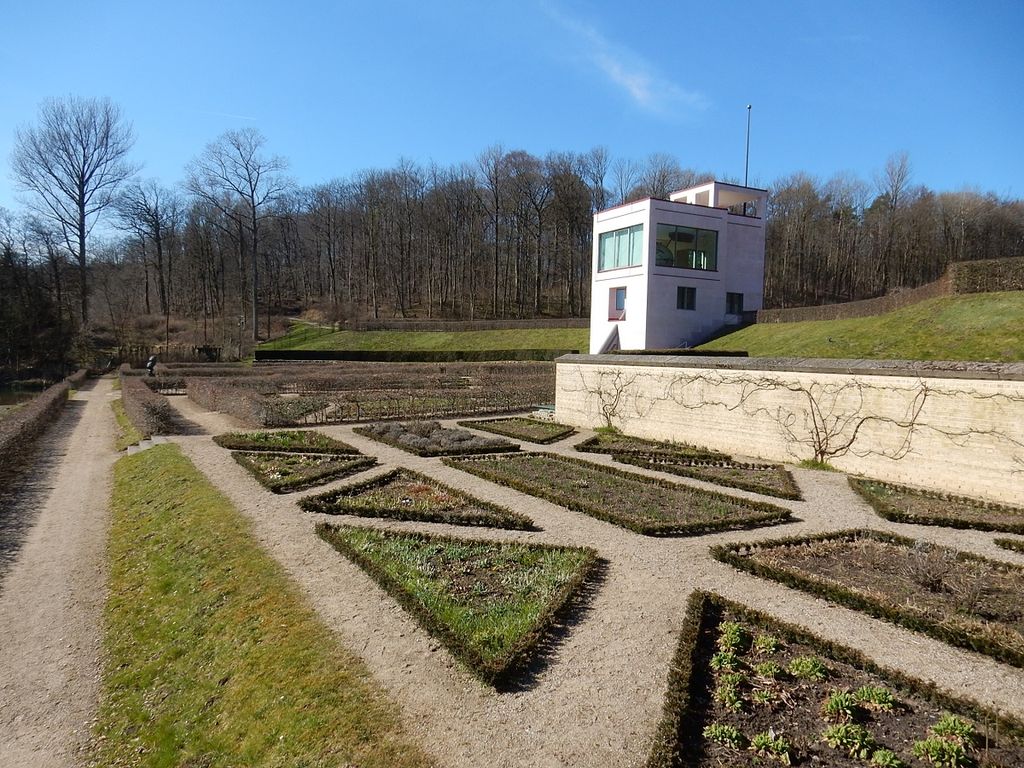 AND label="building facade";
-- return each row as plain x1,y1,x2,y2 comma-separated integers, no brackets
589,181,768,353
